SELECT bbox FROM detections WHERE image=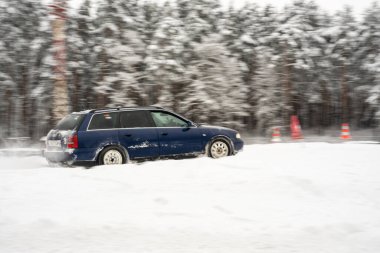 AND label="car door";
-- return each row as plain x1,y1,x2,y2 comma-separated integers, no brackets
150,111,202,156
118,110,159,159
